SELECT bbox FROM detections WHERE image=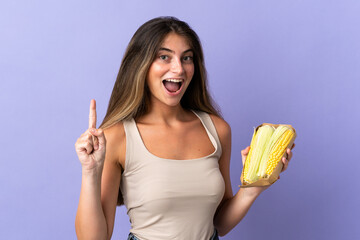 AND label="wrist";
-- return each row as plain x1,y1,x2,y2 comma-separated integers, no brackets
239,186,267,199
82,164,104,178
